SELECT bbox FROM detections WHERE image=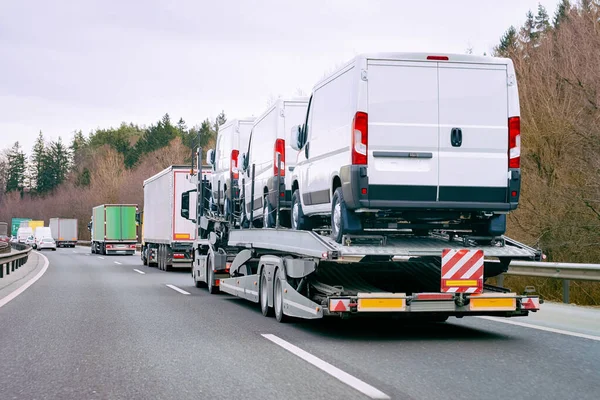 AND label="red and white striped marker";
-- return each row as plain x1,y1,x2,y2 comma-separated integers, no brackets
441,249,484,294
